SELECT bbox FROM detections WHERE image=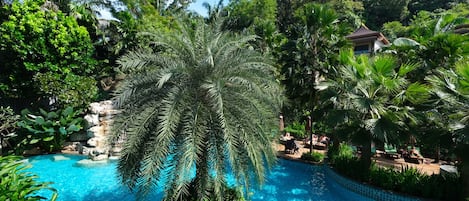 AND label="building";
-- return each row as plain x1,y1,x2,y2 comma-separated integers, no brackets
346,25,390,55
